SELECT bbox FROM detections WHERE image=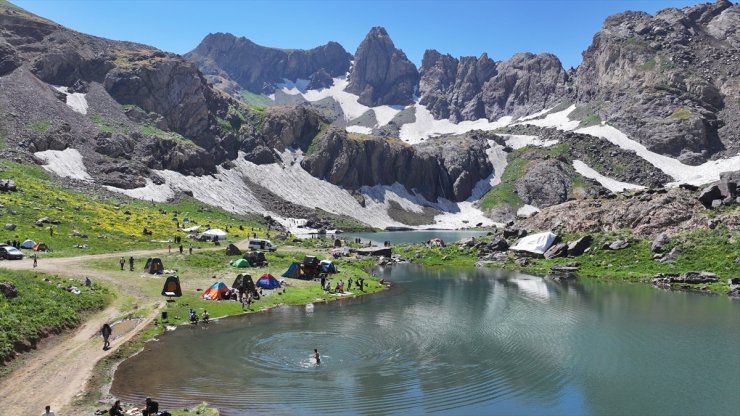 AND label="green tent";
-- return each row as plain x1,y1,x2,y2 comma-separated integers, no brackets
232,258,249,268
